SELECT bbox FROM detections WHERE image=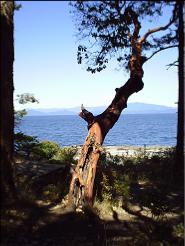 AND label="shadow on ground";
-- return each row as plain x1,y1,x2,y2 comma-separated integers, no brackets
2,149,183,245
1,194,184,246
